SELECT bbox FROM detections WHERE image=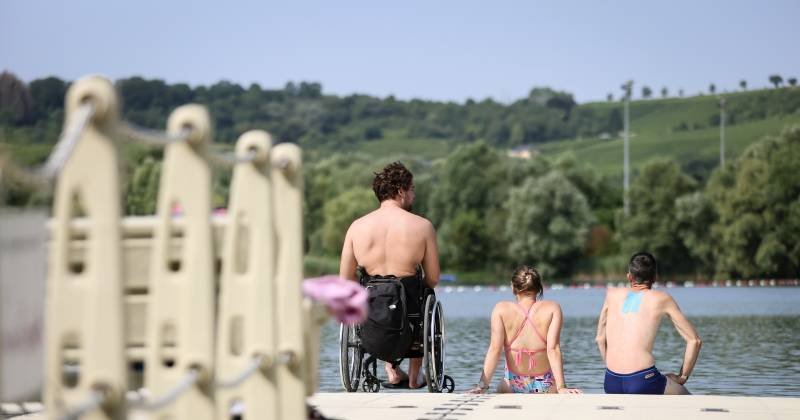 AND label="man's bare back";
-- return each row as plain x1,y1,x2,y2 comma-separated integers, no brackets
596,253,701,394
600,287,675,372
338,162,440,389
340,203,439,287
